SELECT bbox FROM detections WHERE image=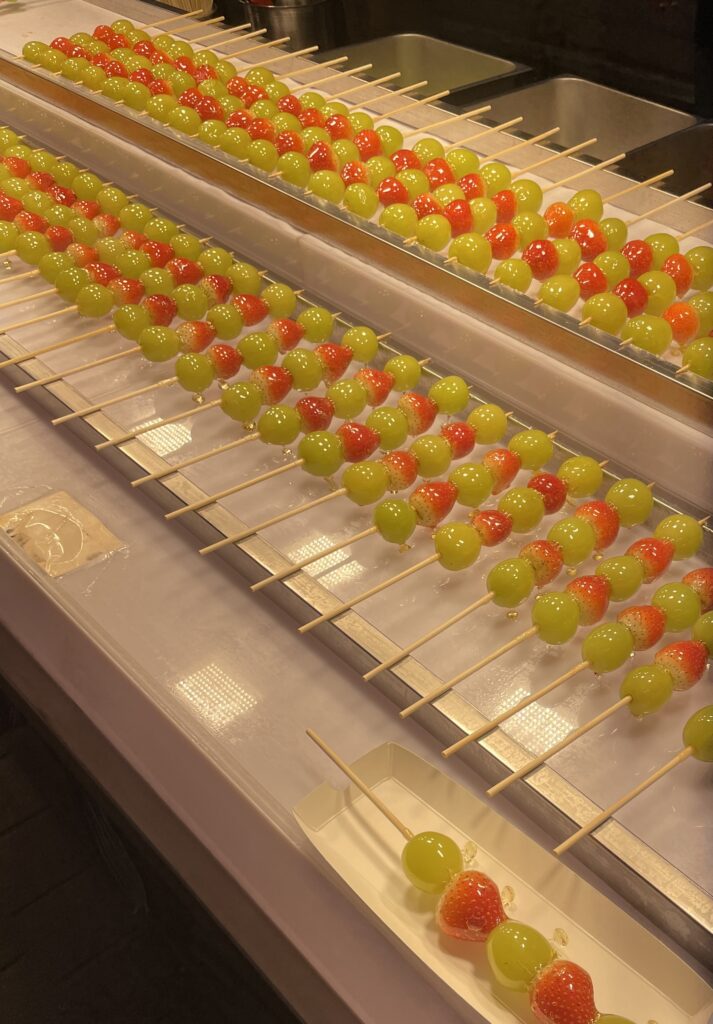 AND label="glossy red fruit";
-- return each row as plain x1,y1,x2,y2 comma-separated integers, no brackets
197,96,224,122
436,871,507,941
73,199,101,220
110,277,144,305
48,184,76,206
377,176,409,207
50,36,75,55
575,499,620,549
141,240,174,267
276,131,304,156
93,213,121,238
307,141,337,172
27,171,55,192
86,261,120,286
566,574,611,625
444,199,473,236
621,238,653,276
412,193,443,219
226,109,253,130
337,421,380,461
296,395,334,431
247,117,276,142
662,252,693,296
544,201,575,238
411,480,458,527
242,85,268,108
570,219,607,261
315,342,352,384
46,225,74,252
492,189,517,223
440,420,476,459
277,94,302,116
573,261,607,300
392,149,422,172
520,539,564,586
177,88,204,110
527,472,567,513
626,536,674,582
166,257,203,285
130,68,154,87
663,301,700,345
485,222,518,260
105,60,128,79
177,320,216,353
142,293,177,325
298,107,325,129
397,392,438,434
2,156,30,178
267,317,305,351
233,292,269,326
226,75,249,97
618,604,666,650
523,238,558,280
14,211,48,233
613,276,648,316
354,129,382,160
530,961,598,1024
250,364,293,404
65,242,97,267
655,640,708,690
92,25,114,43
324,114,353,141
209,343,242,380
355,367,394,405
133,40,157,58
482,447,521,494
194,65,218,84
381,449,419,490
122,231,147,250
459,172,486,200
683,567,713,613
201,274,232,304
0,195,22,221
340,160,368,185
471,508,513,546
423,157,455,188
